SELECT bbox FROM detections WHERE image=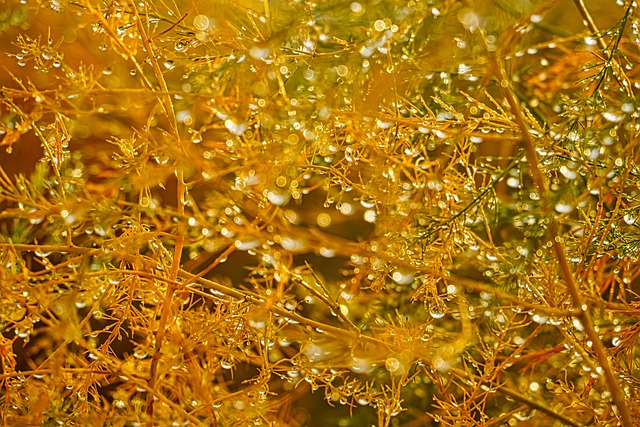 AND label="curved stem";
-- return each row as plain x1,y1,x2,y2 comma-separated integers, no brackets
492,55,634,427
